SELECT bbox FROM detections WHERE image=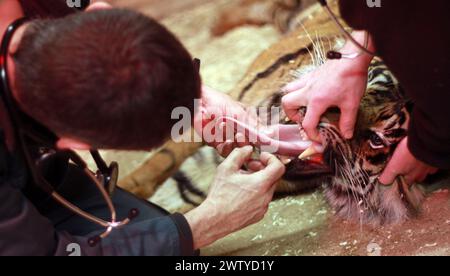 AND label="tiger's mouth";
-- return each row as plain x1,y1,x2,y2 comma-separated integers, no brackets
283,155,333,181
282,122,346,181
